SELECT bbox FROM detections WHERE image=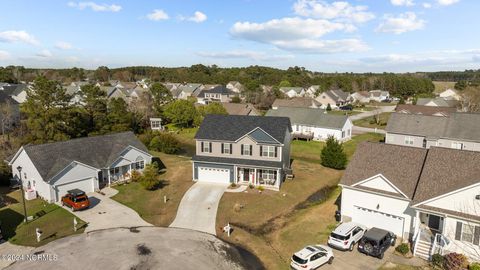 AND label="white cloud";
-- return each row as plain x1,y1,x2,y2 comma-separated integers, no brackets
187,11,207,23
376,12,425,34
0,50,11,60
391,0,415,6
422,2,432,8
293,0,375,23
0,30,39,45
197,50,294,61
230,17,366,53
36,49,53,58
437,0,459,5
55,41,73,50
147,9,169,21
67,2,122,12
